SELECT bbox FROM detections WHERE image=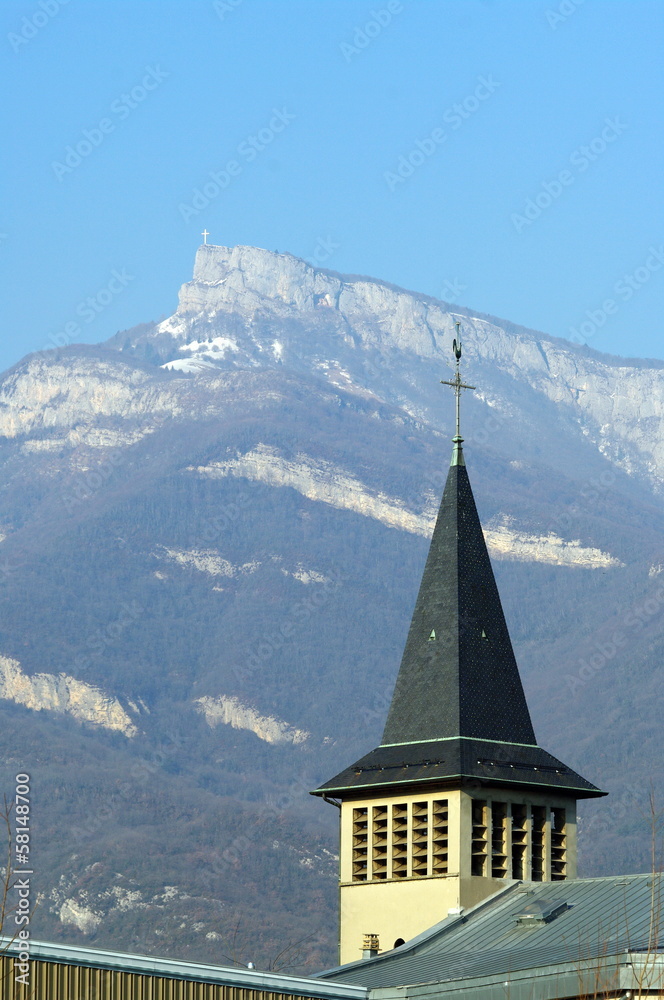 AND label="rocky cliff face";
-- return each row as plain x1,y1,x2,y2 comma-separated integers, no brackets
195,694,311,745
112,244,664,491
0,655,137,735
1,244,660,496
